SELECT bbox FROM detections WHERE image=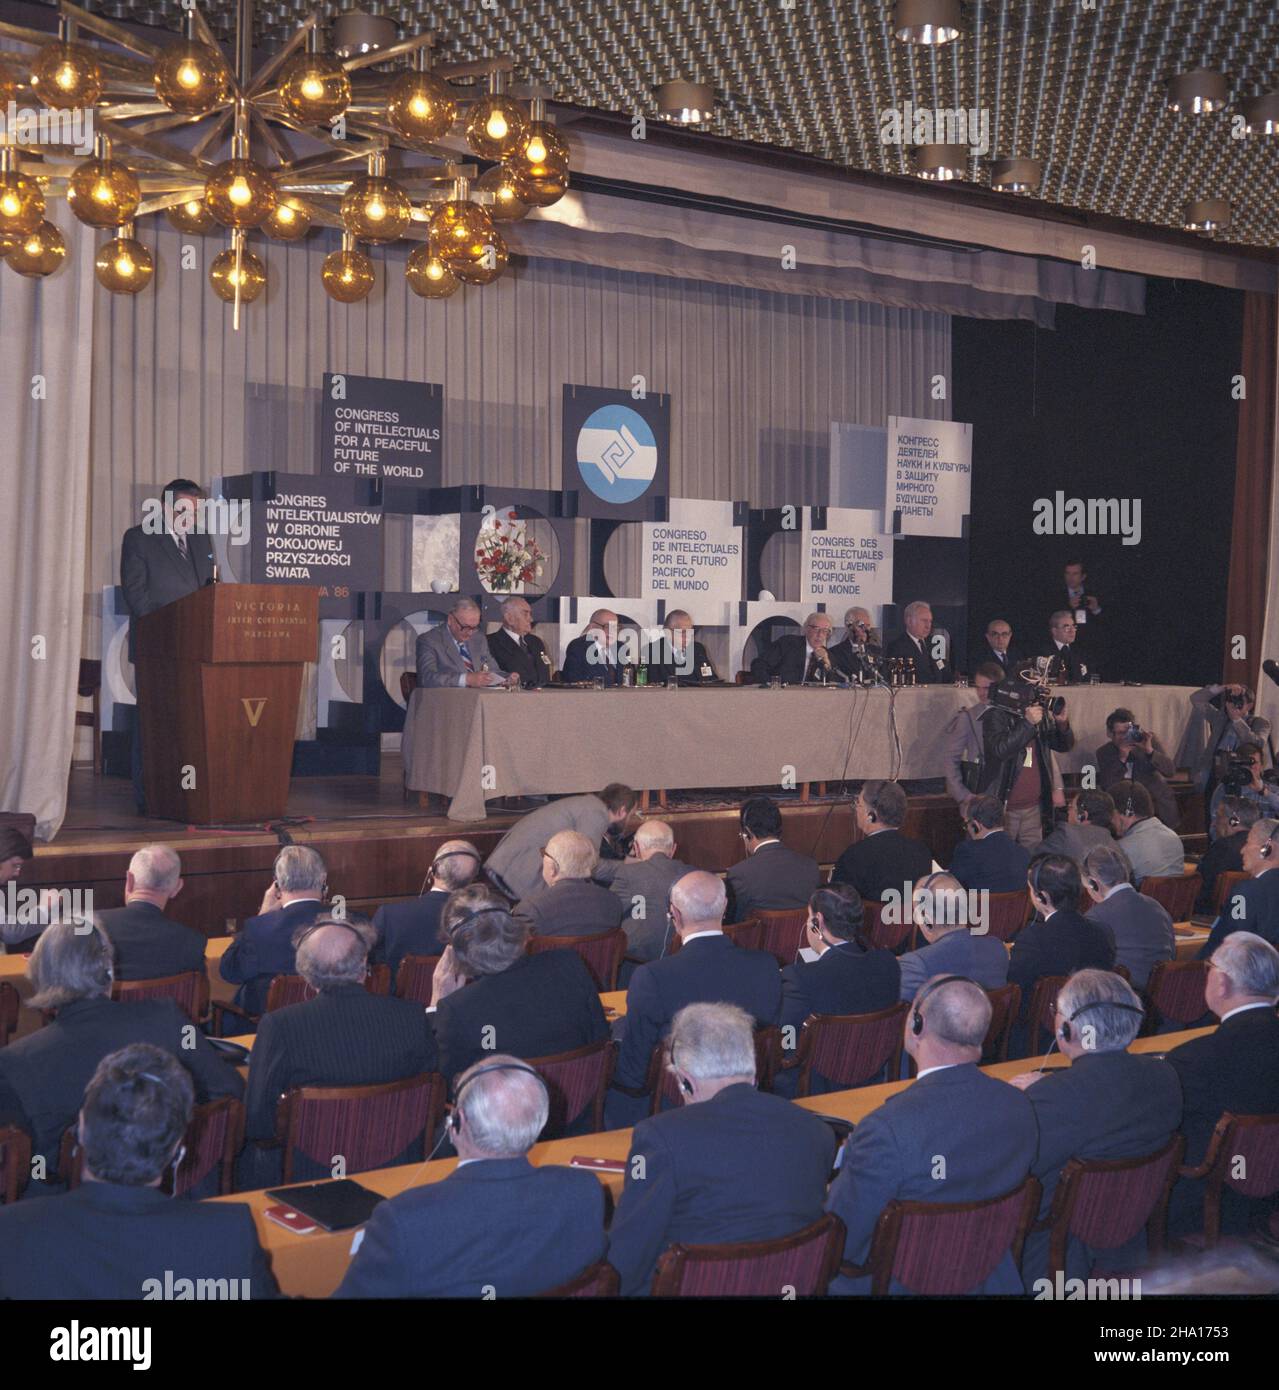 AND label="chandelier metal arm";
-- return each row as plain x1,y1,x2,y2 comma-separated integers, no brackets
95,117,213,176
341,33,435,76
54,0,165,62
250,107,295,167
191,108,235,161
244,13,318,99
